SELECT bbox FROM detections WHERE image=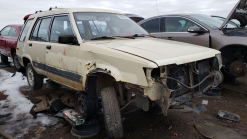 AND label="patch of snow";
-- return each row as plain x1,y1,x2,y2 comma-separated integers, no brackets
0,69,58,137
